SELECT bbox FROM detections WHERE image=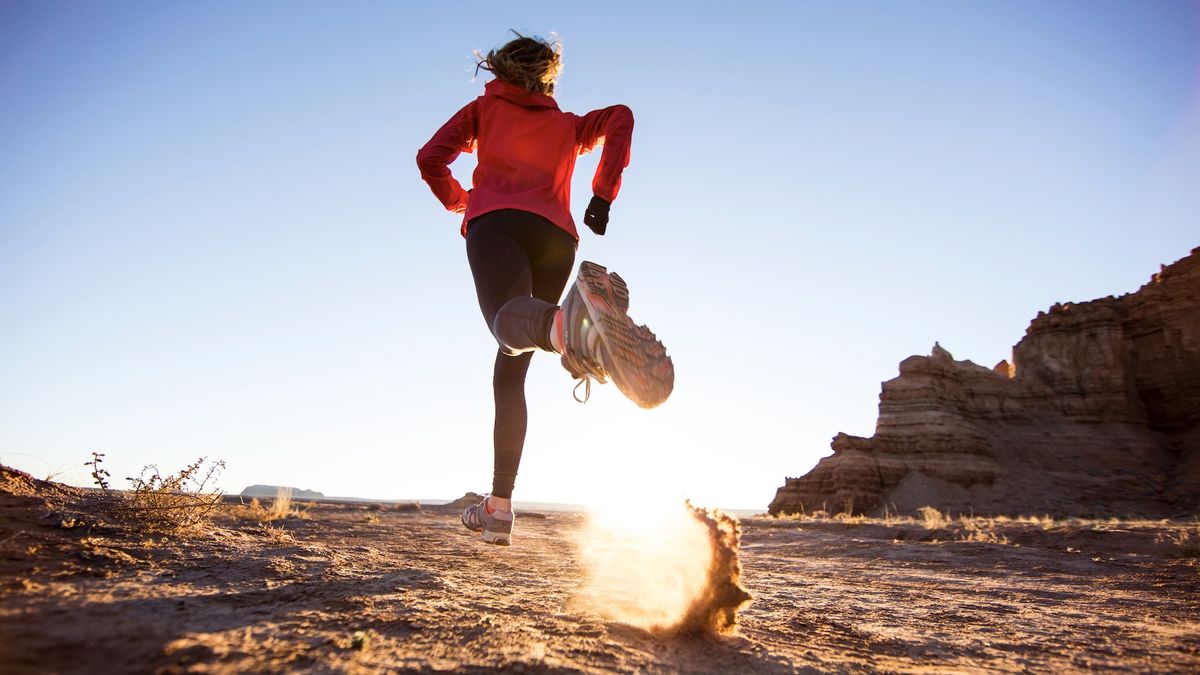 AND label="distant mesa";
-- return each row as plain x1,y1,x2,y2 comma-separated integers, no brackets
771,246,1200,519
422,492,485,516
241,484,324,500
